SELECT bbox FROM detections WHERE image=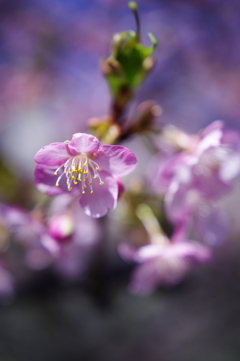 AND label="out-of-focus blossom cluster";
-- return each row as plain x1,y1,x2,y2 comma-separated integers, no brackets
0,196,100,301
153,121,240,245
119,120,240,294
